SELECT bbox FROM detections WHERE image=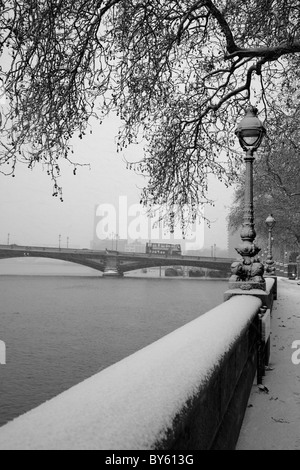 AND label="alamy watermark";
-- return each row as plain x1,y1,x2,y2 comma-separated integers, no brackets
0,340,6,365
95,196,205,250
291,340,300,365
